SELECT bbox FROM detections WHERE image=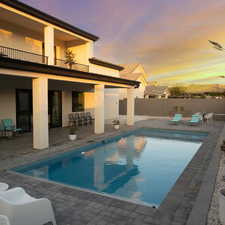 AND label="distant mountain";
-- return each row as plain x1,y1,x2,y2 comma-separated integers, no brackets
148,83,225,93
175,84,225,93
